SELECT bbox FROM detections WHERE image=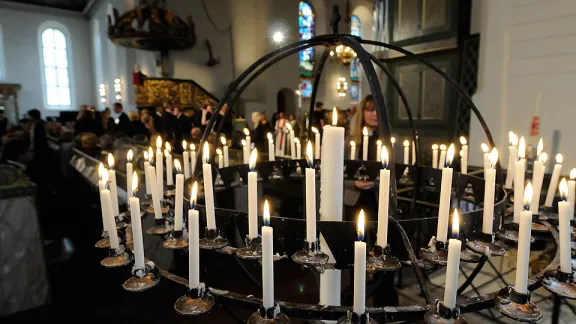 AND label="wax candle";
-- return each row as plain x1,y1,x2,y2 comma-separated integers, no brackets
107,153,119,216
216,149,224,168
242,139,249,164
350,141,357,160
504,132,518,188
202,142,216,230
376,140,382,162
100,170,119,249
295,138,301,159
558,179,571,273
403,140,409,164
143,151,151,195
536,138,544,159
530,153,547,214
98,163,110,233
515,182,533,294
156,137,164,199
183,140,190,179
568,169,576,219
174,160,184,231
248,148,258,239
439,144,447,169
513,137,526,223
190,144,197,176
432,144,439,169
148,164,163,220
362,127,369,161
221,136,230,167
377,146,390,247
443,209,461,309
244,128,251,154
165,142,173,186
390,136,396,148
353,210,367,315
544,153,563,207
129,172,145,269
287,123,295,159
189,182,200,289
312,127,321,159
460,136,468,175
305,141,316,243
262,200,275,309
482,148,498,234
481,143,490,179
126,150,133,209
267,133,275,162
436,144,455,243
412,141,416,165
